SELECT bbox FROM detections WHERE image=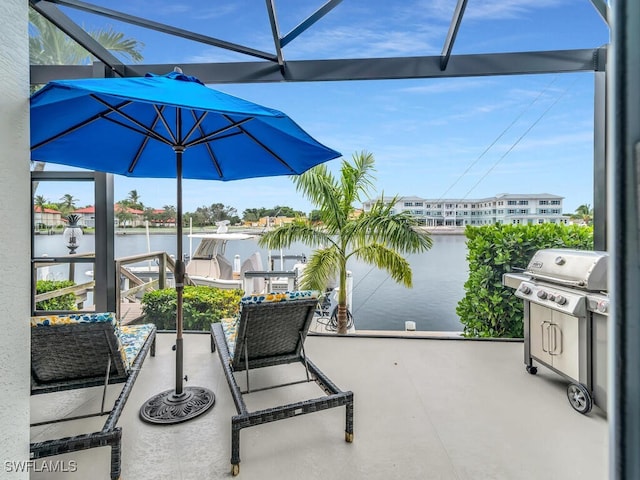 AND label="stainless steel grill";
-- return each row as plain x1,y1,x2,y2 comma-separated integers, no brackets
503,248,609,415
